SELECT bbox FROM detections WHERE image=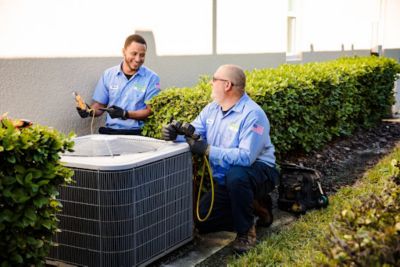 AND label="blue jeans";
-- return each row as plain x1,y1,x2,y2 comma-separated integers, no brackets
196,161,279,234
